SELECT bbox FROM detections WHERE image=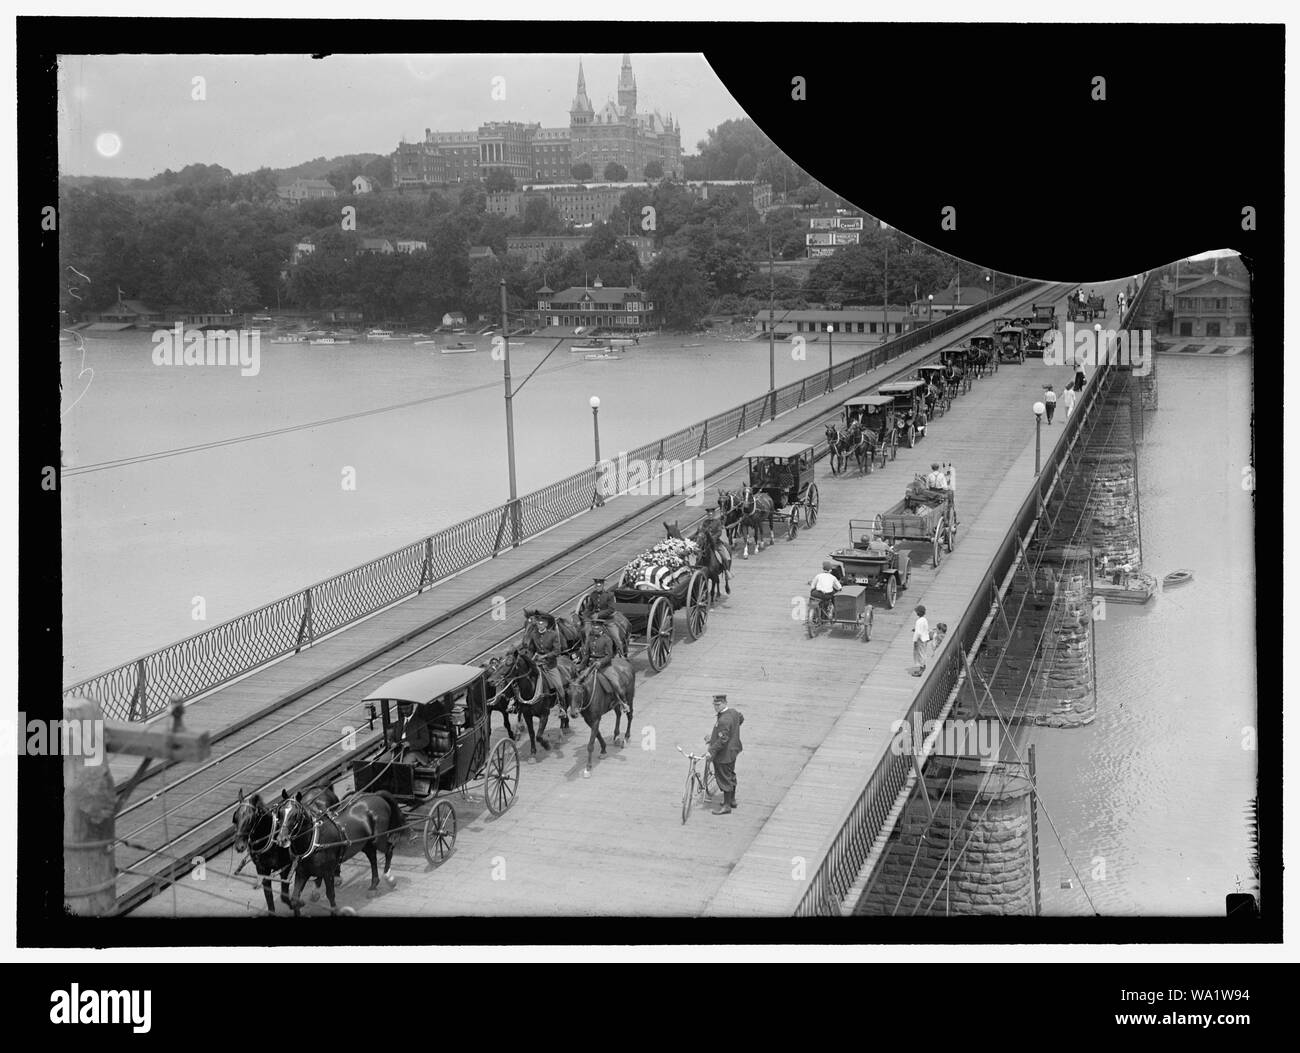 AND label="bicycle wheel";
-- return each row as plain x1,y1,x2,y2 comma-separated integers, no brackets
682,773,697,824
703,759,718,799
